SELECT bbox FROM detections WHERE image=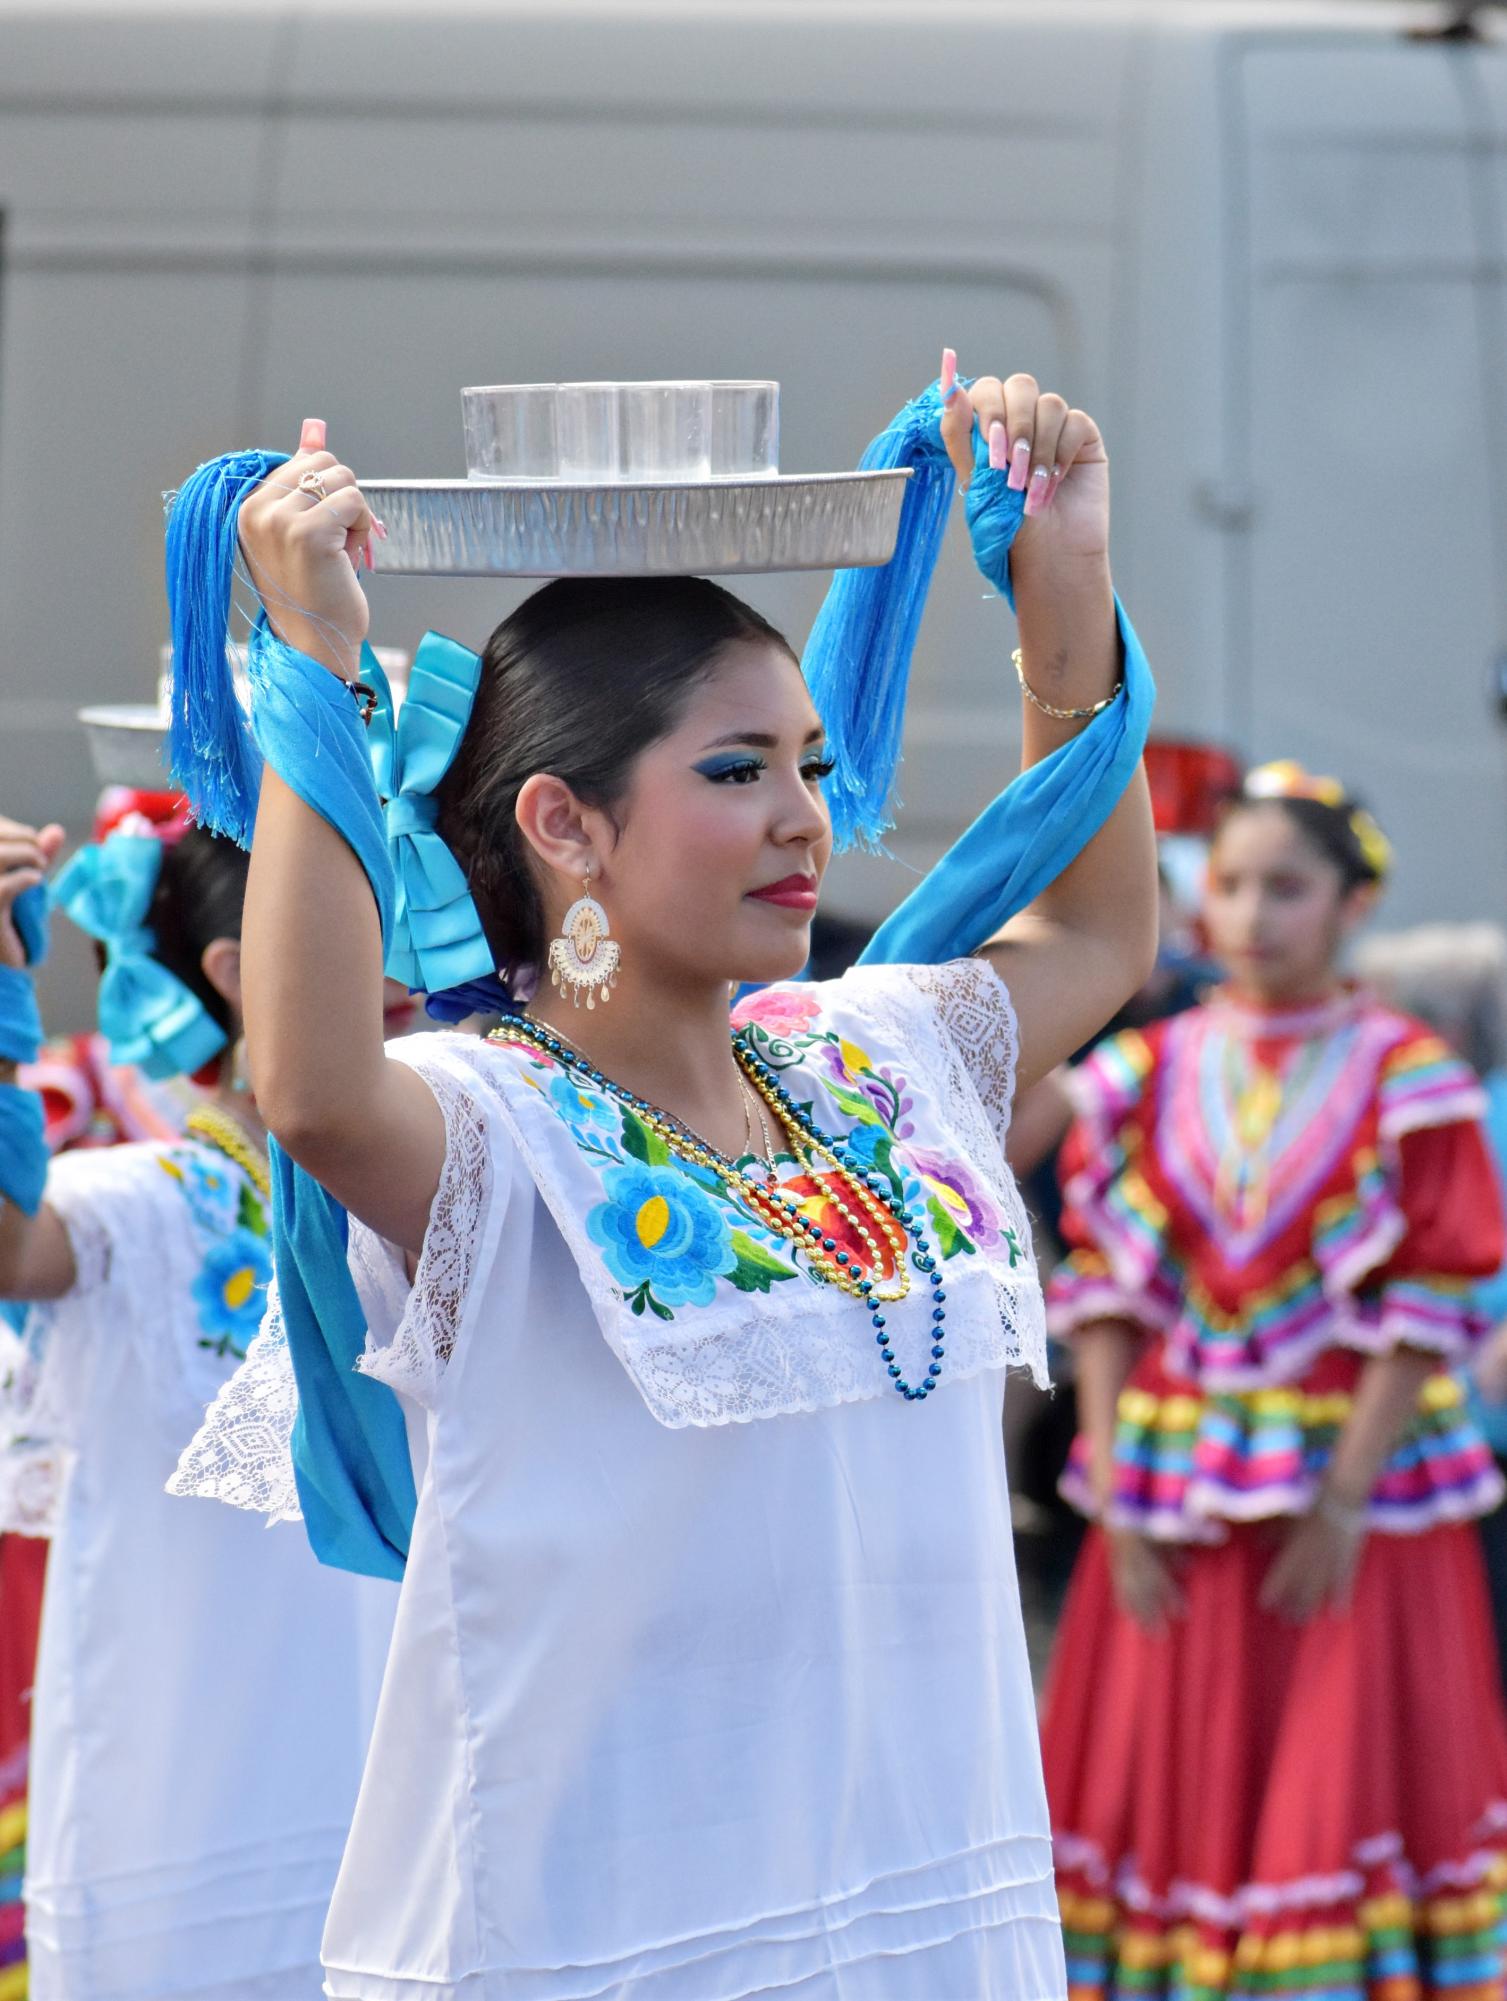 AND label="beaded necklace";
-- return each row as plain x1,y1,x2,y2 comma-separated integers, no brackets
491,1013,950,1402
185,1101,271,1201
